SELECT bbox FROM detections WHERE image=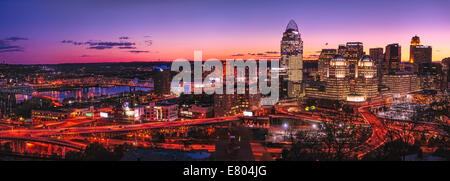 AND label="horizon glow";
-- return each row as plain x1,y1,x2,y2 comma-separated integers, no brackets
0,0,449,64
